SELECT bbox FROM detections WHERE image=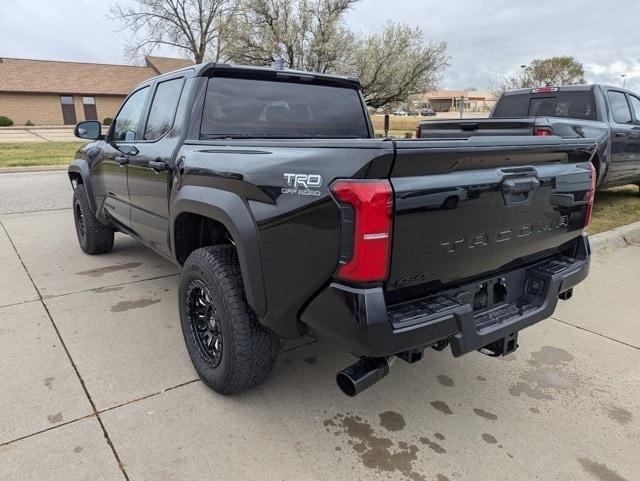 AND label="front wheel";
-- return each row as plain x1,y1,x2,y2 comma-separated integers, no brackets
73,187,114,255
179,245,279,394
